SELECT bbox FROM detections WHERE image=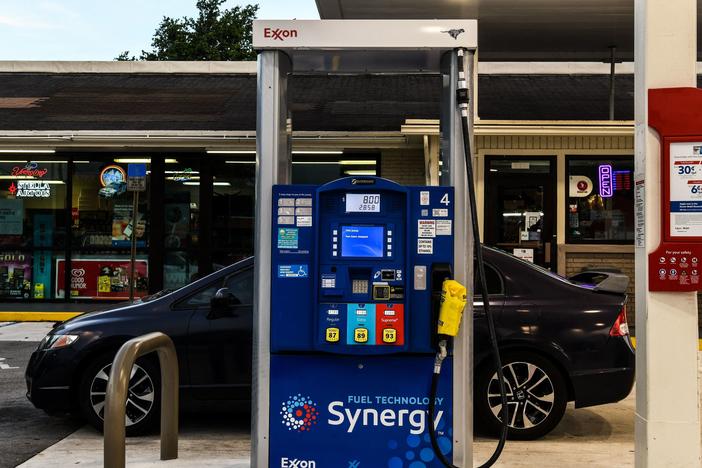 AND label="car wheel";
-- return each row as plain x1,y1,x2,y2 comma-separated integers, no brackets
78,353,160,436
475,351,568,440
